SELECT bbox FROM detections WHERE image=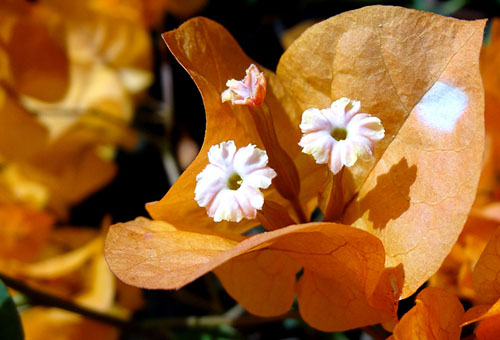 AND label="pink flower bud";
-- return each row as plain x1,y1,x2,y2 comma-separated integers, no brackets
221,64,267,106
